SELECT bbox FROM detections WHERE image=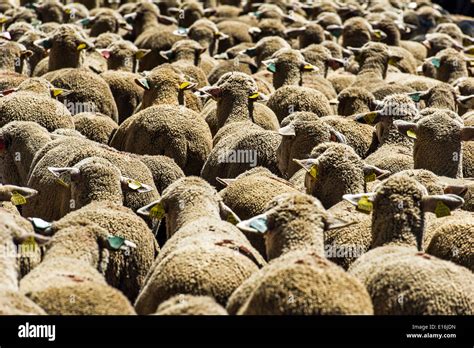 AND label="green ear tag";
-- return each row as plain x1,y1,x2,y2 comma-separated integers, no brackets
11,192,27,206
226,214,238,225
249,216,268,233
431,58,441,68
309,165,318,179
128,180,142,191
56,178,70,188
107,236,125,250
266,62,277,73
434,201,451,218
365,173,376,183
357,196,373,214
363,112,378,125
407,129,417,139
149,202,165,220
330,28,342,38
410,93,421,102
